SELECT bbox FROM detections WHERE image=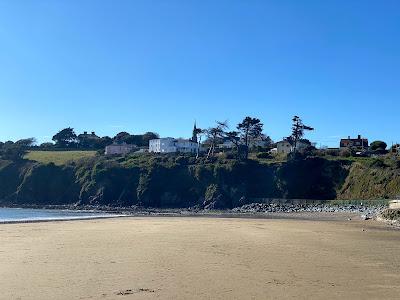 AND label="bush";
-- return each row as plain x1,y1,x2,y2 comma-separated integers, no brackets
314,150,326,157
219,152,236,160
39,142,55,149
340,149,351,157
396,160,400,169
369,158,387,168
370,141,387,151
256,152,272,159
0,144,27,161
175,155,189,165
302,146,317,156
326,149,339,156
